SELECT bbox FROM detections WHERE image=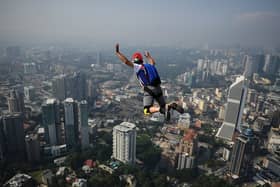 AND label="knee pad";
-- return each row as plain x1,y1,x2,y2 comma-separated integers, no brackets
144,106,151,115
